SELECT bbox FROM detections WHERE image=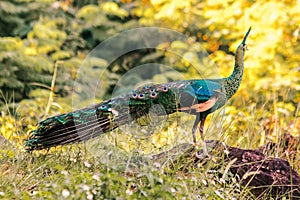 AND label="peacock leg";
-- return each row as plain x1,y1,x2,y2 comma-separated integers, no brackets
199,115,207,155
192,114,200,146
